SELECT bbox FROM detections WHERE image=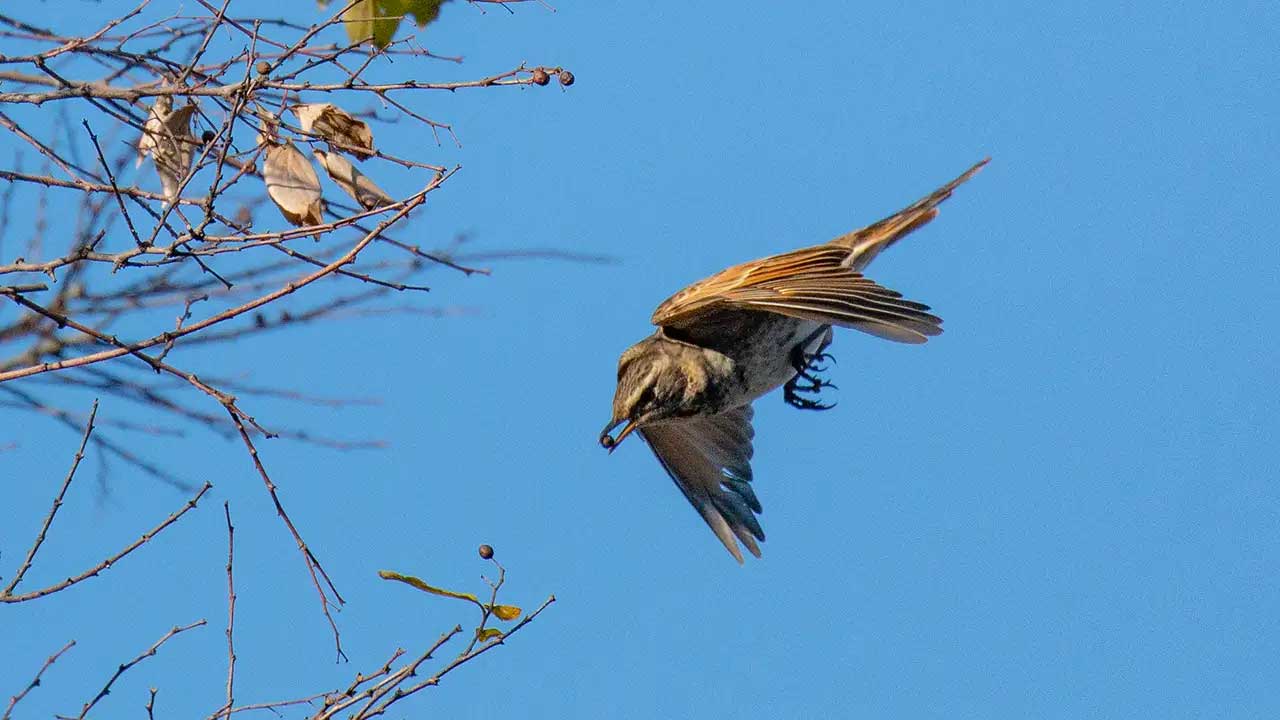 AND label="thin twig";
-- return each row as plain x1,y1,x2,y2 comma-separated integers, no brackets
0,482,213,603
1,400,98,597
226,409,346,660
64,619,207,720
2,640,76,720
221,502,237,720
82,120,144,247
0,180,441,384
